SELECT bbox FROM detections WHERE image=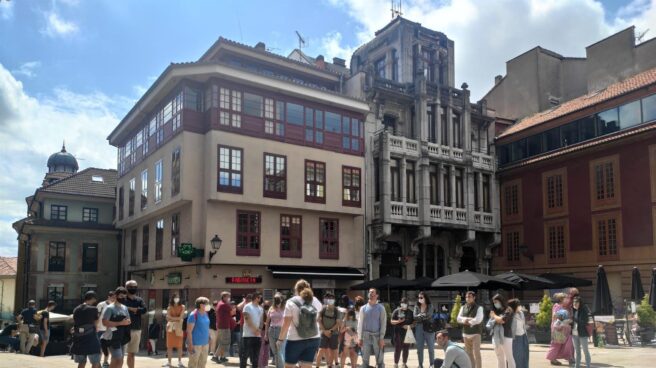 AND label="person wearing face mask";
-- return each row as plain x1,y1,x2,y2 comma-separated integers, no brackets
72,291,102,368
391,297,414,368
166,293,186,368
413,291,436,368
101,287,132,368
316,293,341,368
123,280,147,368
187,297,212,368
489,294,515,368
